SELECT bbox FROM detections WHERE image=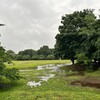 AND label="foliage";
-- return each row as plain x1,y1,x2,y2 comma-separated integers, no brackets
76,53,89,64
16,49,37,60
37,45,51,57
0,46,21,83
6,50,16,60
15,46,55,60
55,9,100,70
47,54,55,60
